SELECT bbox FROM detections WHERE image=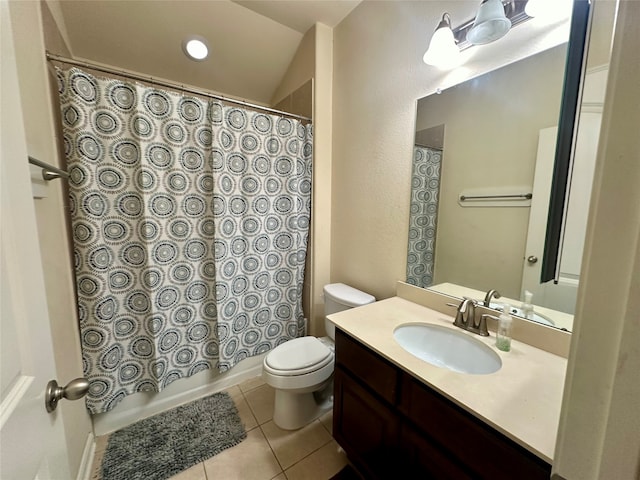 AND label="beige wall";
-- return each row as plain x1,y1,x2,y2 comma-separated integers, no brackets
271,25,315,108
331,1,420,301
10,1,92,477
331,1,569,301
273,80,312,119
417,45,566,299
310,23,333,334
